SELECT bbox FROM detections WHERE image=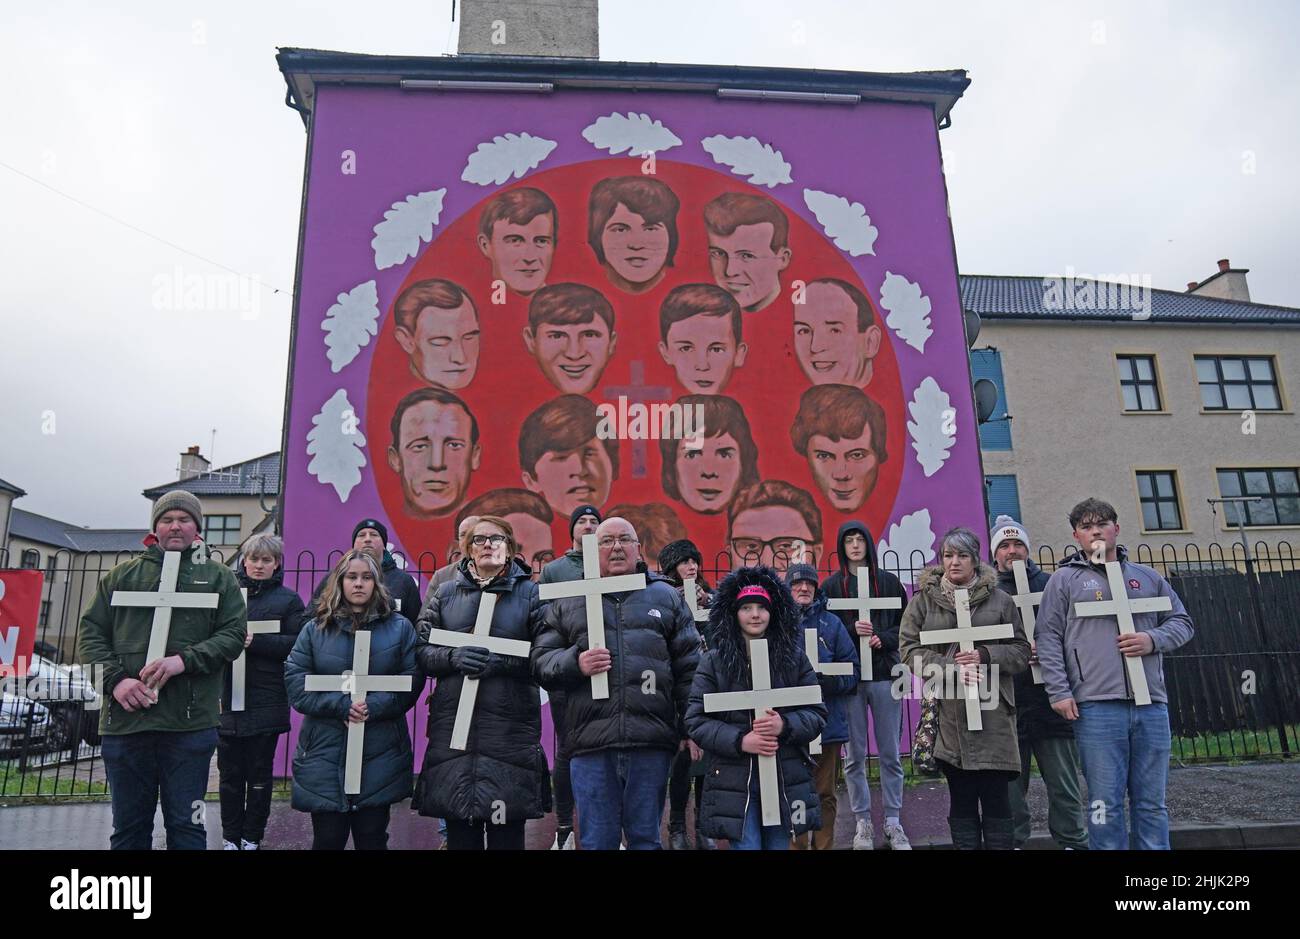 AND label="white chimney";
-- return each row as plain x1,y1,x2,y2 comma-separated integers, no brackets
1188,257,1251,302
458,0,599,58
178,445,210,481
